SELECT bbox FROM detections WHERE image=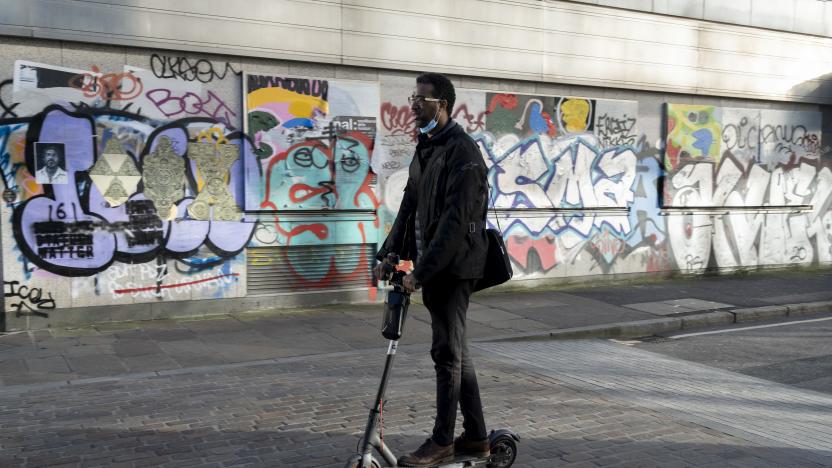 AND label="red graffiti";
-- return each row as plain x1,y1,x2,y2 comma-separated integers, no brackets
646,249,670,273
380,102,417,139
506,235,557,272
278,221,374,291
588,230,625,264
270,216,329,243
453,104,486,133
261,131,374,211
112,273,239,295
487,93,518,114
540,110,557,137
68,66,143,101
